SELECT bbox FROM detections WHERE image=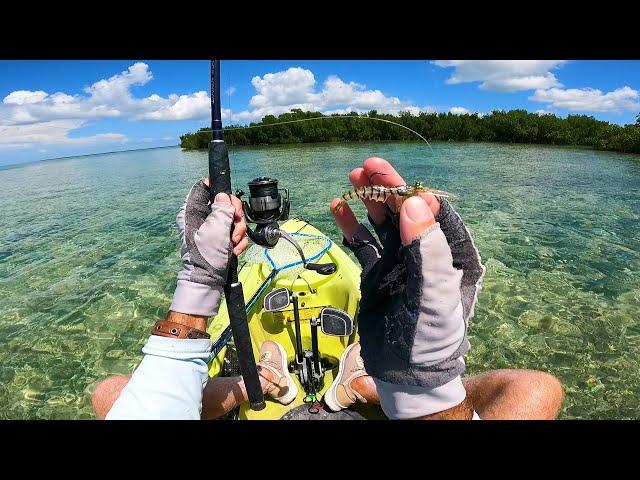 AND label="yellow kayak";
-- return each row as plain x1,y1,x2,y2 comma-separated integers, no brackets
207,218,365,420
